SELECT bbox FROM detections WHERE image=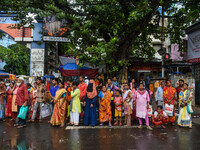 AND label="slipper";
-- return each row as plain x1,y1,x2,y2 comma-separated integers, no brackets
147,126,153,130
114,122,118,126
17,125,24,129
14,124,19,127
